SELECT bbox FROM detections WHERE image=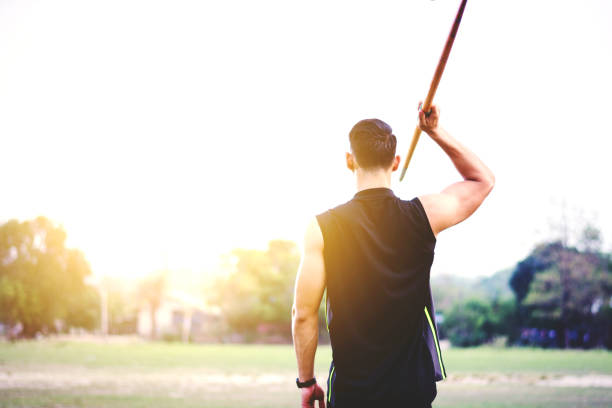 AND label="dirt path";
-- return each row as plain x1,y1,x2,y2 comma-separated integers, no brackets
2,368,612,392
448,373,612,387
